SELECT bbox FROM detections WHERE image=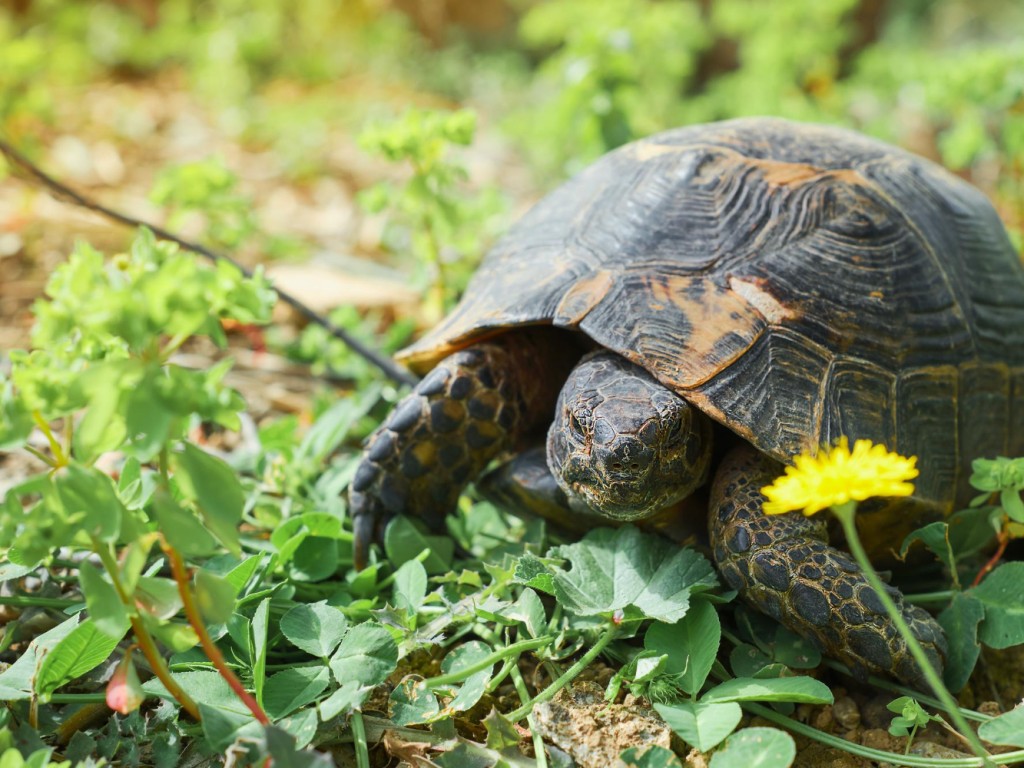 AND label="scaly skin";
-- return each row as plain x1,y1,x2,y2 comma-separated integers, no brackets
349,332,573,567
708,444,947,689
